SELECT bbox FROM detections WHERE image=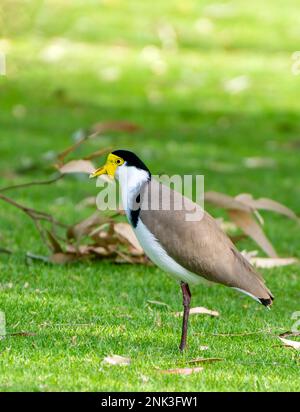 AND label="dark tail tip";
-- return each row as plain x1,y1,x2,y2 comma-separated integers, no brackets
259,295,274,307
